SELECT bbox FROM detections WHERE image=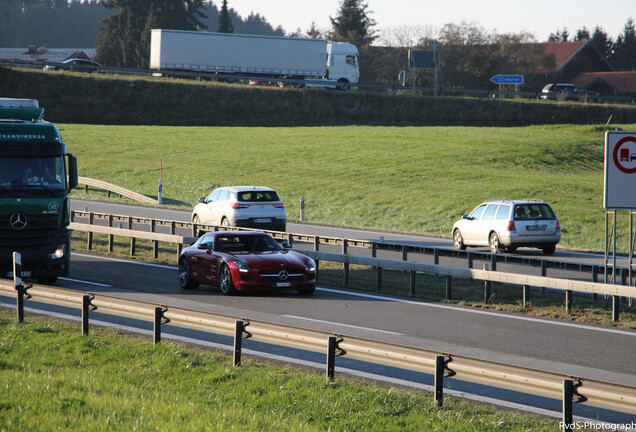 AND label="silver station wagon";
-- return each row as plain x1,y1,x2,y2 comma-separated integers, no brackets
192,186,287,232
452,200,561,255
